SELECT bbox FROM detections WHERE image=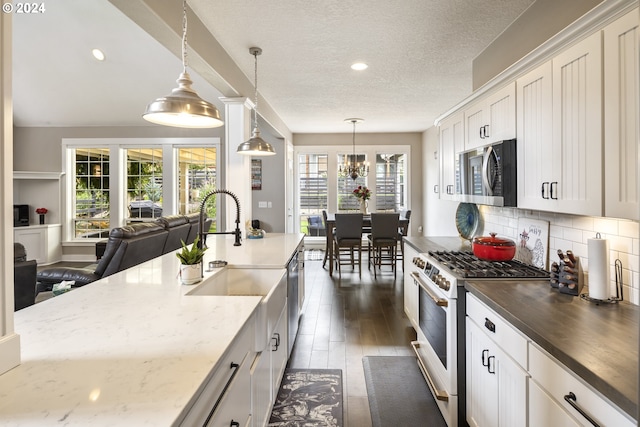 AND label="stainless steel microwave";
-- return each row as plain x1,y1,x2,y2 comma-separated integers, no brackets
458,139,517,207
